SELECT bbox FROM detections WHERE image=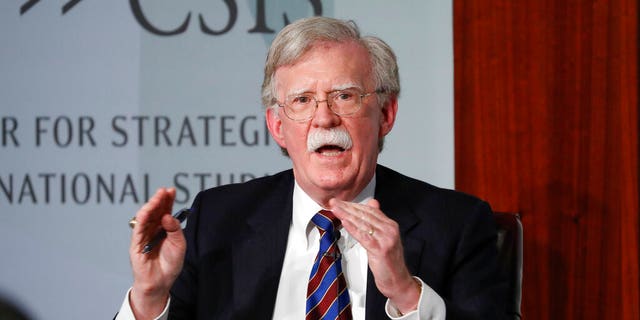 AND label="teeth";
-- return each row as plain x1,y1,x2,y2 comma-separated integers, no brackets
316,146,344,155
320,150,342,156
